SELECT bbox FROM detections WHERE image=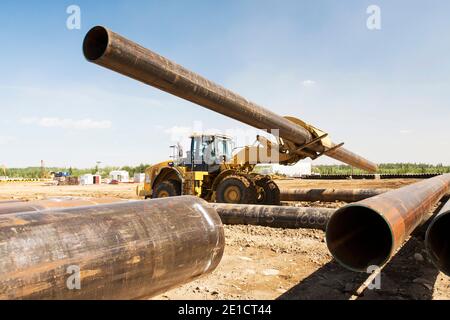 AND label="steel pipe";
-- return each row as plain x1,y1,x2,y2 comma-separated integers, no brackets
280,188,389,203
82,26,377,172
0,197,125,215
425,198,450,276
0,200,24,205
0,196,224,299
326,174,450,272
212,203,334,230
